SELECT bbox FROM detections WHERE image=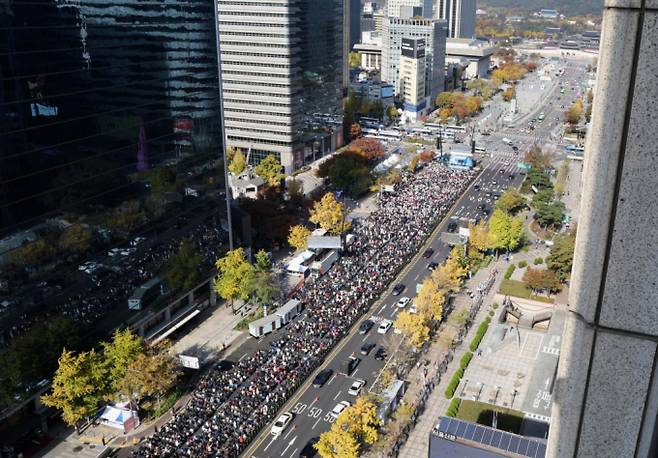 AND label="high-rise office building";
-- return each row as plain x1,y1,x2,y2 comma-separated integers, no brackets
399,38,427,122
387,0,434,18
435,0,477,39
0,0,220,230
217,0,344,173
381,17,447,105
